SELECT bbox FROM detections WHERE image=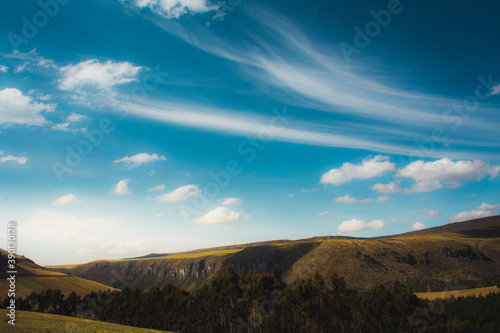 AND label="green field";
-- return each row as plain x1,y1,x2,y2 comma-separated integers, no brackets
415,285,500,301
0,310,173,332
